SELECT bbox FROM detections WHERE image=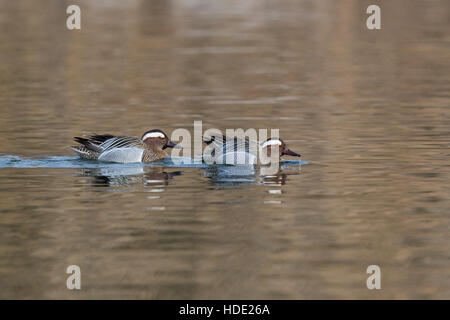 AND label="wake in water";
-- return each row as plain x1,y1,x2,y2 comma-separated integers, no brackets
0,155,306,186
0,155,201,169
0,155,307,169
0,155,306,185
